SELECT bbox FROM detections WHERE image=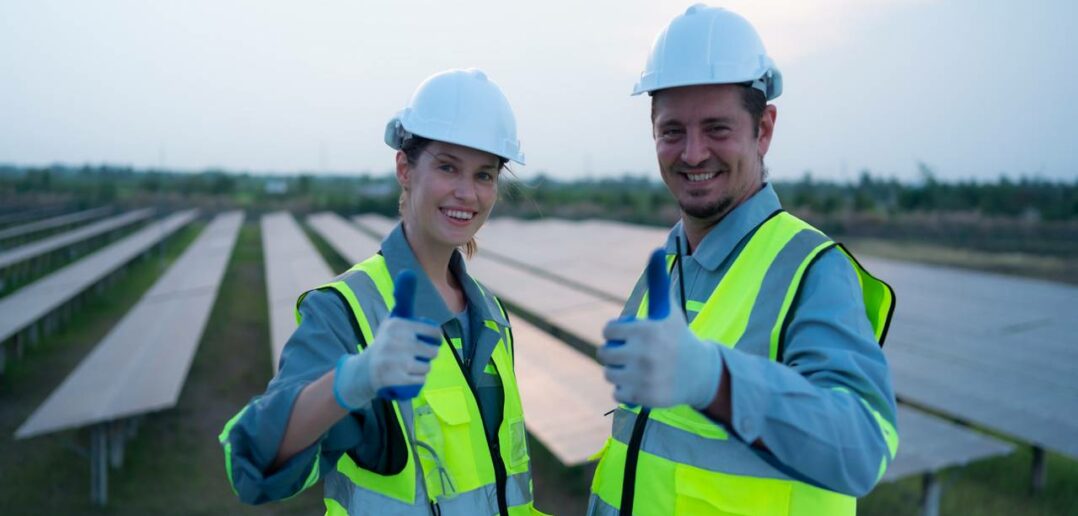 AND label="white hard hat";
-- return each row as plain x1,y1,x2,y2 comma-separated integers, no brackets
632,4,782,100
385,68,525,165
